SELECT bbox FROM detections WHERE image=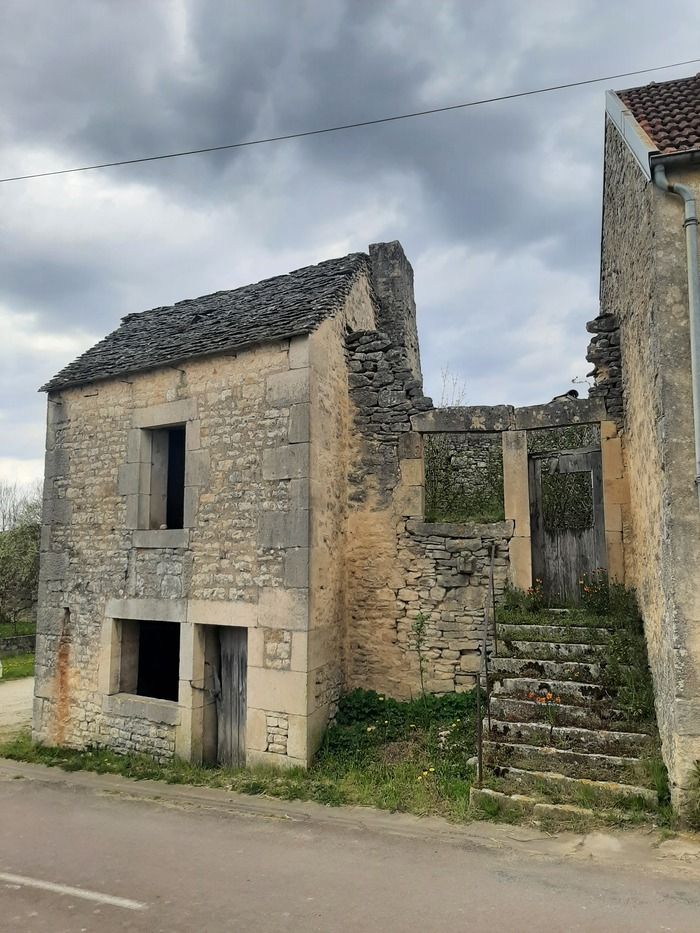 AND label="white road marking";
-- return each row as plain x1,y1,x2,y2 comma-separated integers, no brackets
0,872,146,911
